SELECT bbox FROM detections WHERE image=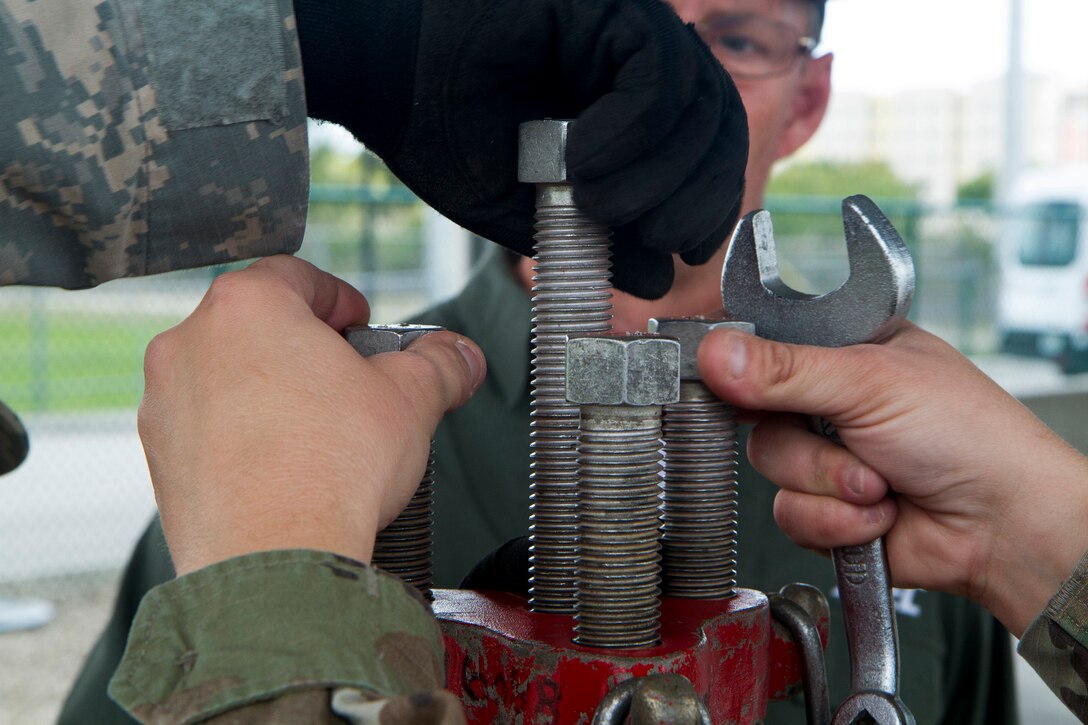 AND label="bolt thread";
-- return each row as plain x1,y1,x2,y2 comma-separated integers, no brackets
574,405,663,648
660,382,739,598
528,184,613,614
373,444,434,598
